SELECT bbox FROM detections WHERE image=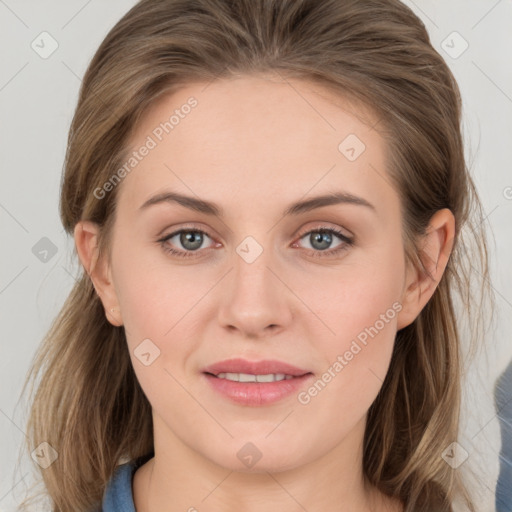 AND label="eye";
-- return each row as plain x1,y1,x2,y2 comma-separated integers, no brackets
157,225,354,259
158,228,217,258
293,226,354,258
